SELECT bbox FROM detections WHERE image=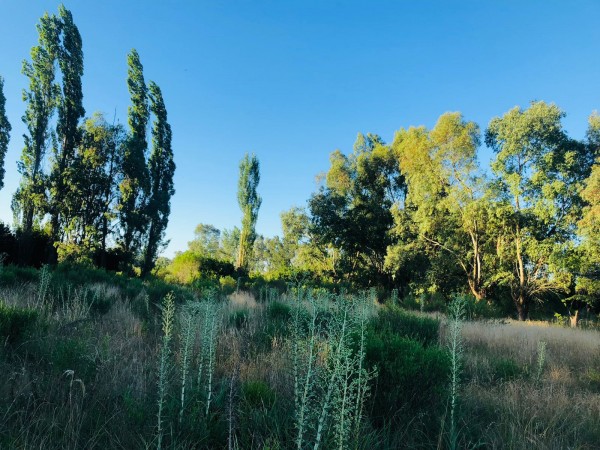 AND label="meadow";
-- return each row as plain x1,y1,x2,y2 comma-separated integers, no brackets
0,266,599,449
